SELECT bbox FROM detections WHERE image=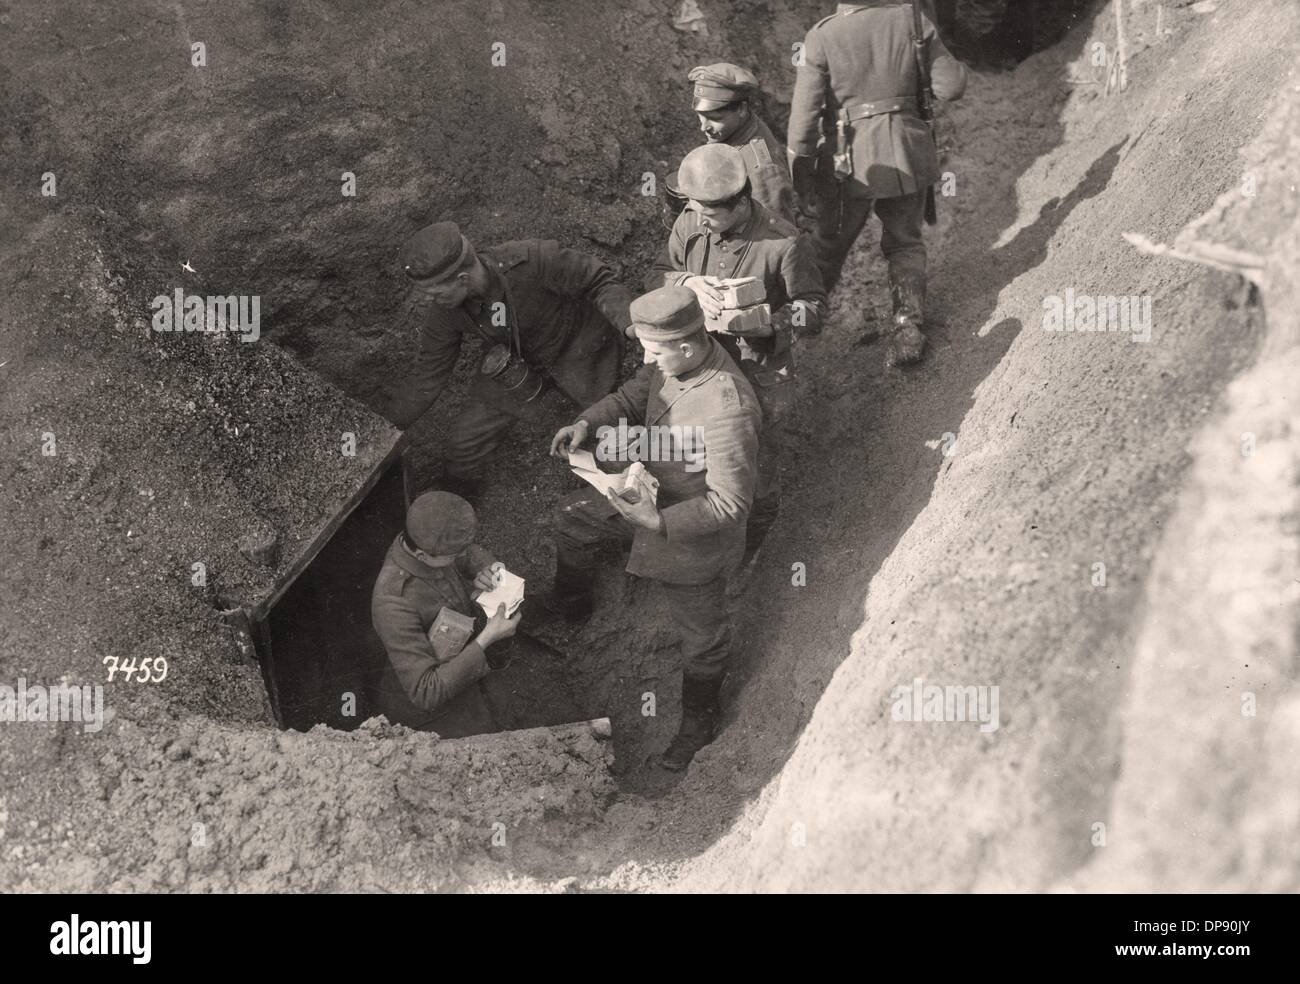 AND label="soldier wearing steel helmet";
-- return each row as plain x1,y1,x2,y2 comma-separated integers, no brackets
648,143,825,565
